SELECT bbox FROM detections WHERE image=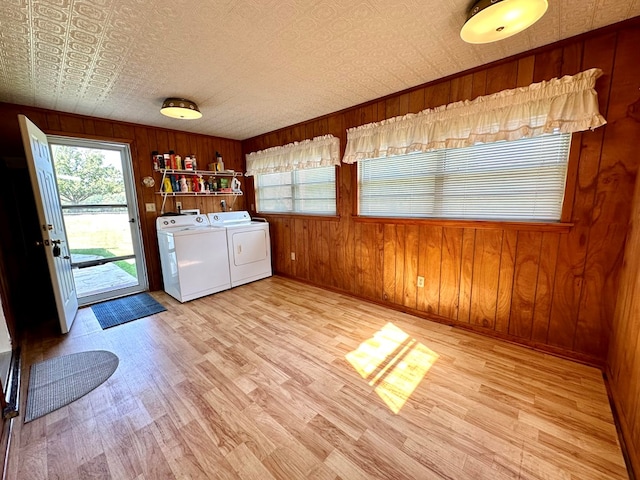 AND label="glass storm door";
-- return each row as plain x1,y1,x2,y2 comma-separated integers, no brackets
48,137,148,306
